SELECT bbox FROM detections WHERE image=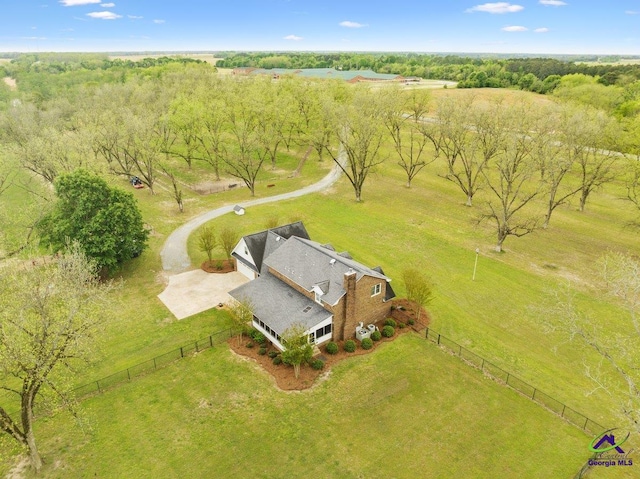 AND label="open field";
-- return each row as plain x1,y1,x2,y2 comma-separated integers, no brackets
1,86,639,477
187,126,639,433
12,334,594,478
108,53,220,65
